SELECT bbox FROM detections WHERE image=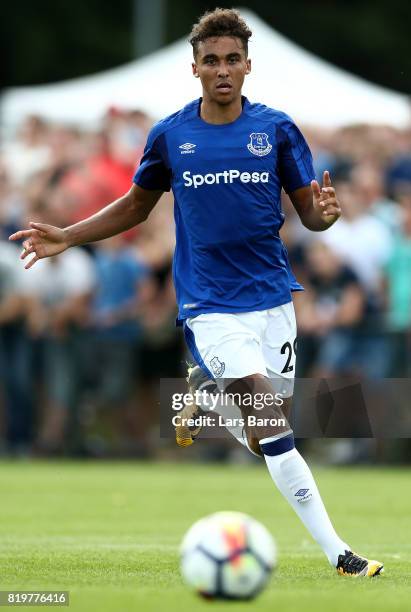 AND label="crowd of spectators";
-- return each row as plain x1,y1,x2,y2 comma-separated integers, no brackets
0,111,410,459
